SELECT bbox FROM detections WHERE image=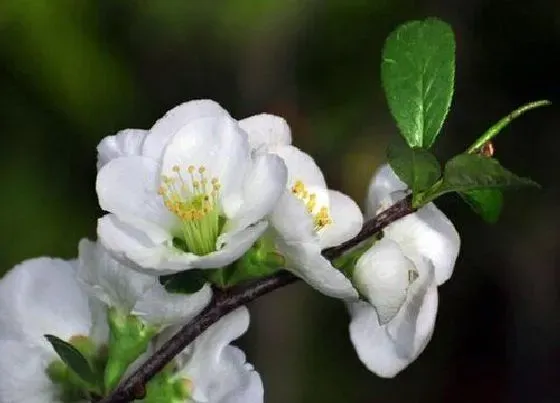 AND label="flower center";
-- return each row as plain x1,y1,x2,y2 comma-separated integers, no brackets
291,180,332,231
158,165,223,256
